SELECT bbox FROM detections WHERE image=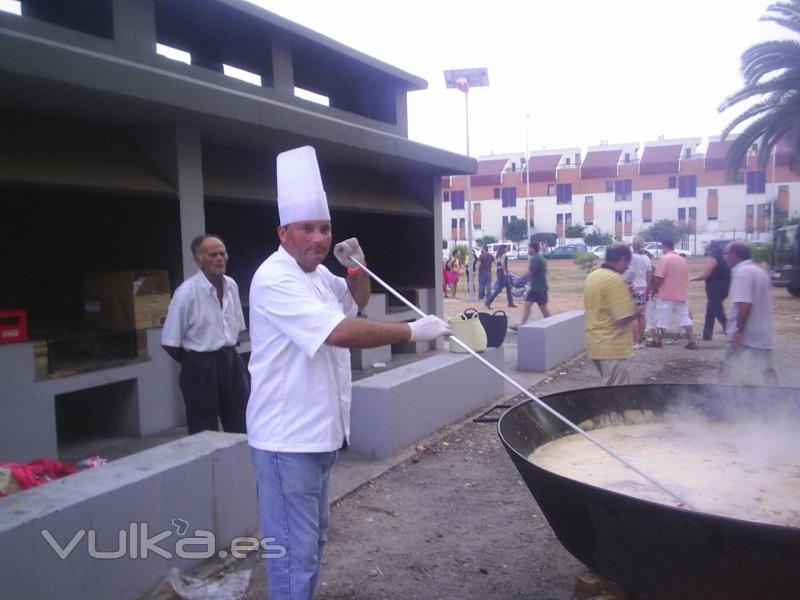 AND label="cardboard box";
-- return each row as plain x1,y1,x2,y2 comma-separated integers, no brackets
84,271,171,330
